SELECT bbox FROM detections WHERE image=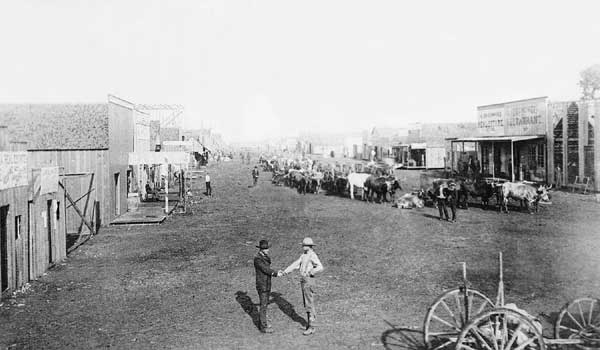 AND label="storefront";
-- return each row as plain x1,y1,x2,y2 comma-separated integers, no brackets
450,97,549,182
392,143,446,169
